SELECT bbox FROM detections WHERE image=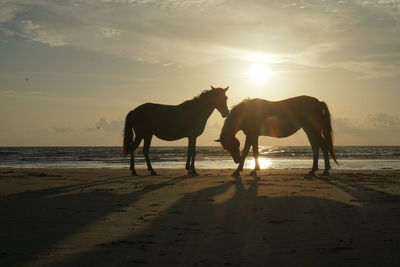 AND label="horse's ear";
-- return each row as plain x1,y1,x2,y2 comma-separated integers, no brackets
224,86,229,91
210,85,215,90
214,139,221,142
